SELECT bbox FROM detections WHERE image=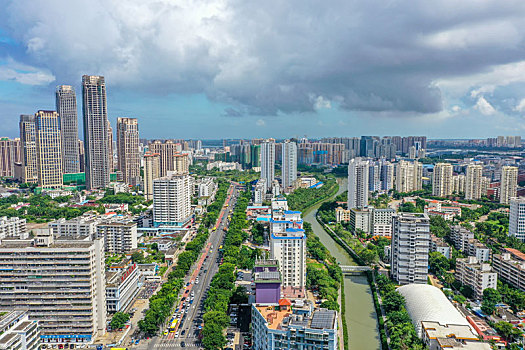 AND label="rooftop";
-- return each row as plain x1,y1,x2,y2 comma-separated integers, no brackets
254,302,336,332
